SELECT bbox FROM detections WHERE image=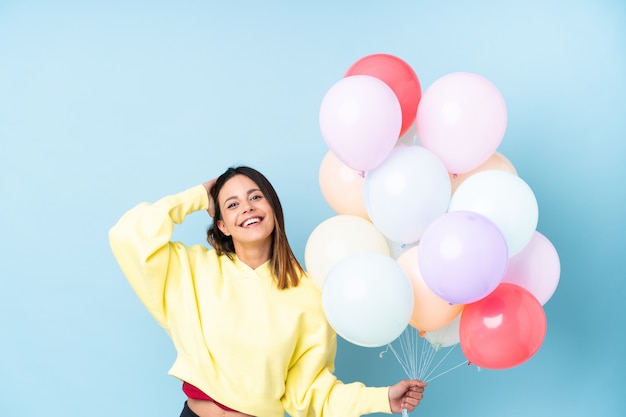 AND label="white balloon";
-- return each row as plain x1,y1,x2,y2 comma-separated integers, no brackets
304,215,389,288
448,170,538,257
363,145,451,244
397,120,422,146
322,252,413,347
425,314,461,349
